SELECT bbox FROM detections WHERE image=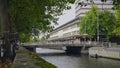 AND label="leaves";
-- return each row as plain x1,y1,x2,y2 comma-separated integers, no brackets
80,6,98,38
113,5,120,35
7,0,75,42
80,5,116,38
